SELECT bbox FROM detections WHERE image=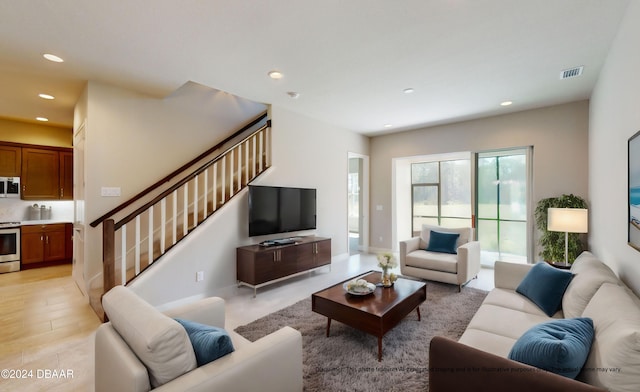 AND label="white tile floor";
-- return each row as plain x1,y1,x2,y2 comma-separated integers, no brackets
222,252,495,330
